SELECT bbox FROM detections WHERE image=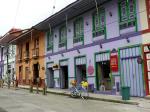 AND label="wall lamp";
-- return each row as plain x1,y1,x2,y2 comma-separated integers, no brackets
55,34,57,38
109,12,112,17
61,53,64,57
48,56,51,60
126,38,130,43
77,49,80,54
86,21,89,26
68,29,71,32
99,43,103,49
